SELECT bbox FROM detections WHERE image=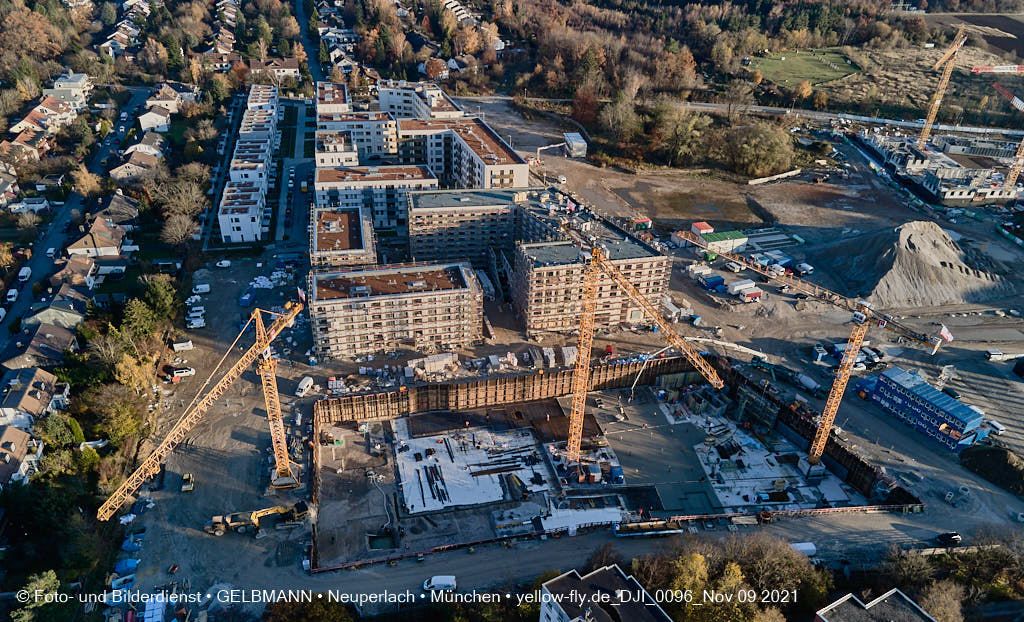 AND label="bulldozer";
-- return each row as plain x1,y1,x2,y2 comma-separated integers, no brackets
204,501,309,536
